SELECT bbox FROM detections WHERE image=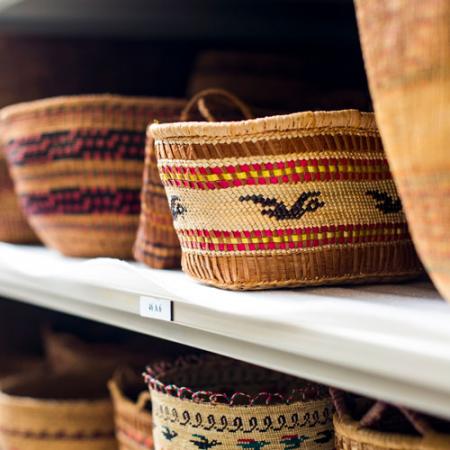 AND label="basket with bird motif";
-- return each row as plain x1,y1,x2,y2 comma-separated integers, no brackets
355,0,450,302
144,354,335,450
109,368,153,450
0,151,38,243
330,388,450,449
0,94,185,259
150,89,423,289
0,370,118,450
